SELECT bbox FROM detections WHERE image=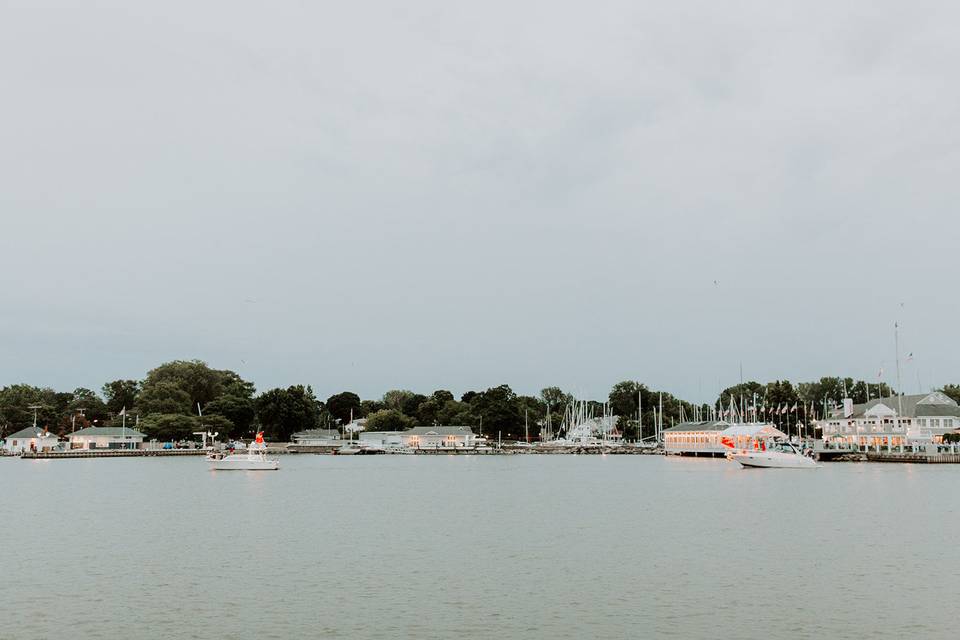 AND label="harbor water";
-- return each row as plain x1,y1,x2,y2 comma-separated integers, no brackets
1,455,958,639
